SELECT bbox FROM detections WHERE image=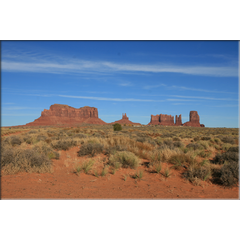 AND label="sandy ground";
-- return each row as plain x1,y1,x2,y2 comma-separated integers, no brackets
1,146,239,199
